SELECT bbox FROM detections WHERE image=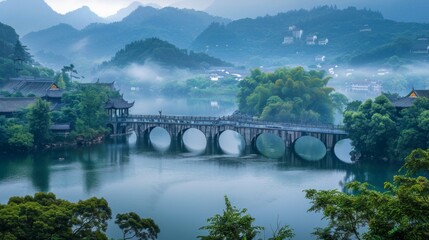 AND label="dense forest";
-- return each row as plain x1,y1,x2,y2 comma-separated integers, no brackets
237,67,346,124
344,94,429,160
101,38,232,70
